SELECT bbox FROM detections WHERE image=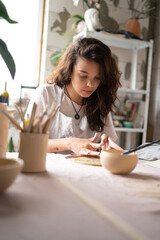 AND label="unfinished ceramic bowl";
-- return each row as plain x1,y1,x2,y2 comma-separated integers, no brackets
100,149,138,174
0,158,24,194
